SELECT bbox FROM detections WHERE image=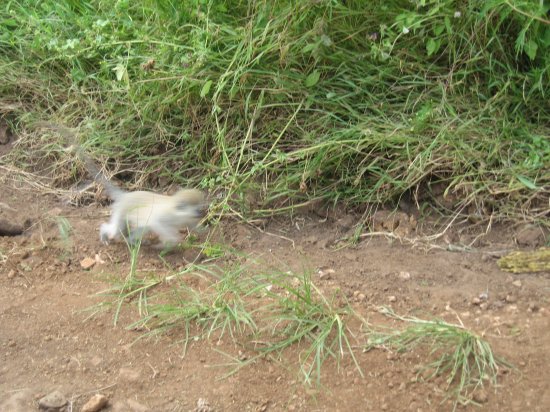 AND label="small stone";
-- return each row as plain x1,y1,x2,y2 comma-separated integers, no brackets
7,269,16,279
195,398,212,412
388,295,397,303
471,297,481,306
479,302,488,311
80,257,96,270
515,224,545,247
38,390,67,410
81,394,109,412
318,268,334,280
357,293,366,302
472,389,489,404
398,271,411,281
505,295,516,304
527,302,539,312
512,280,522,288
